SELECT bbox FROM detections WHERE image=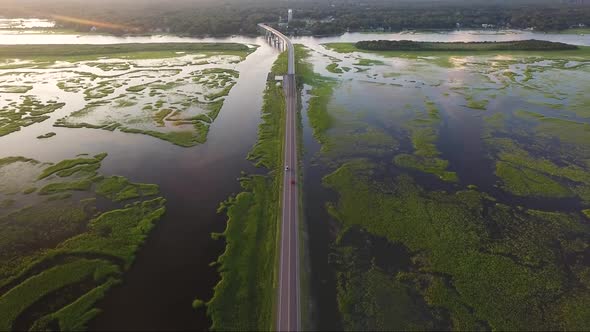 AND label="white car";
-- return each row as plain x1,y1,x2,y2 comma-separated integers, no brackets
285,166,289,171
